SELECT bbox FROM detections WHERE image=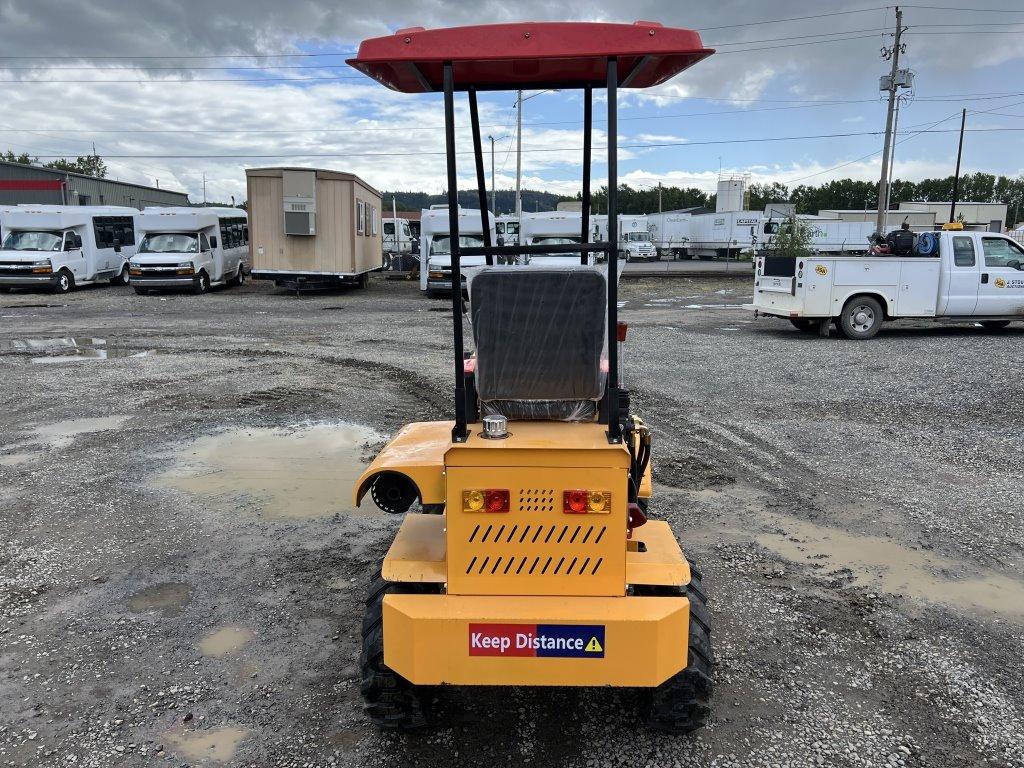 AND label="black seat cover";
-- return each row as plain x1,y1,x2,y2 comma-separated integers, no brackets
470,266,606,412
